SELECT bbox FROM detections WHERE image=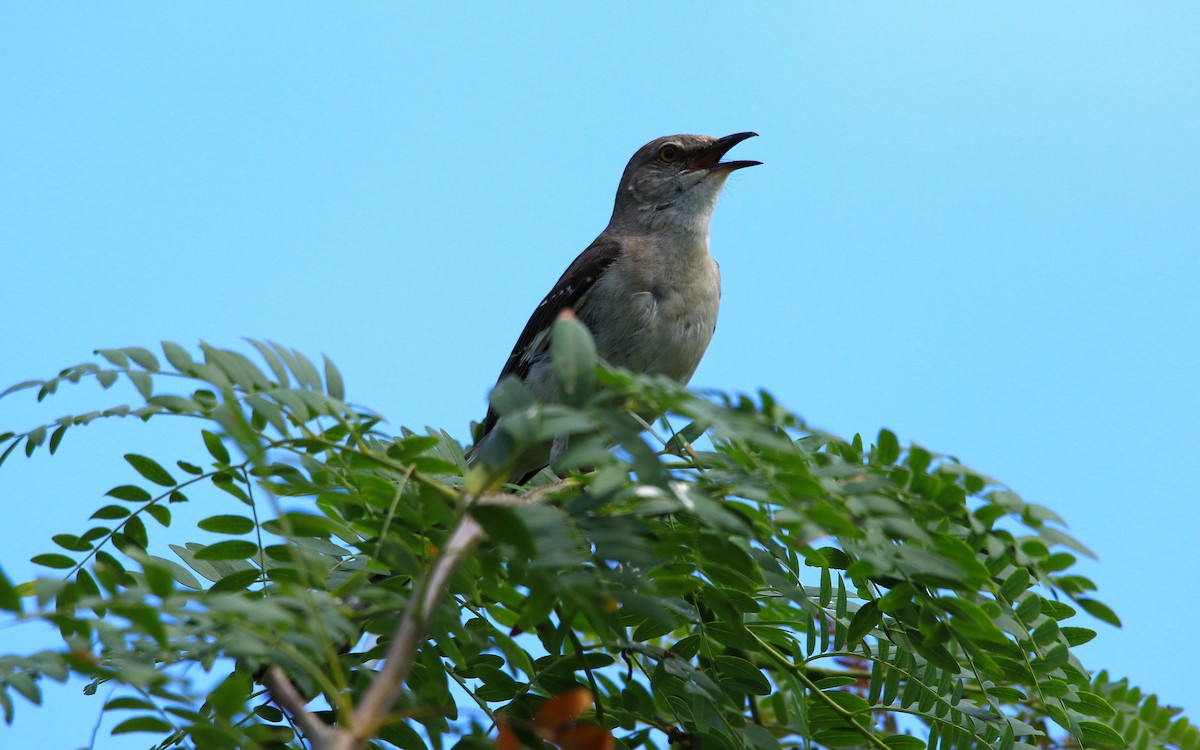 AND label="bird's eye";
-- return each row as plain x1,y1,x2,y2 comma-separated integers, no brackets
658,144,680,164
